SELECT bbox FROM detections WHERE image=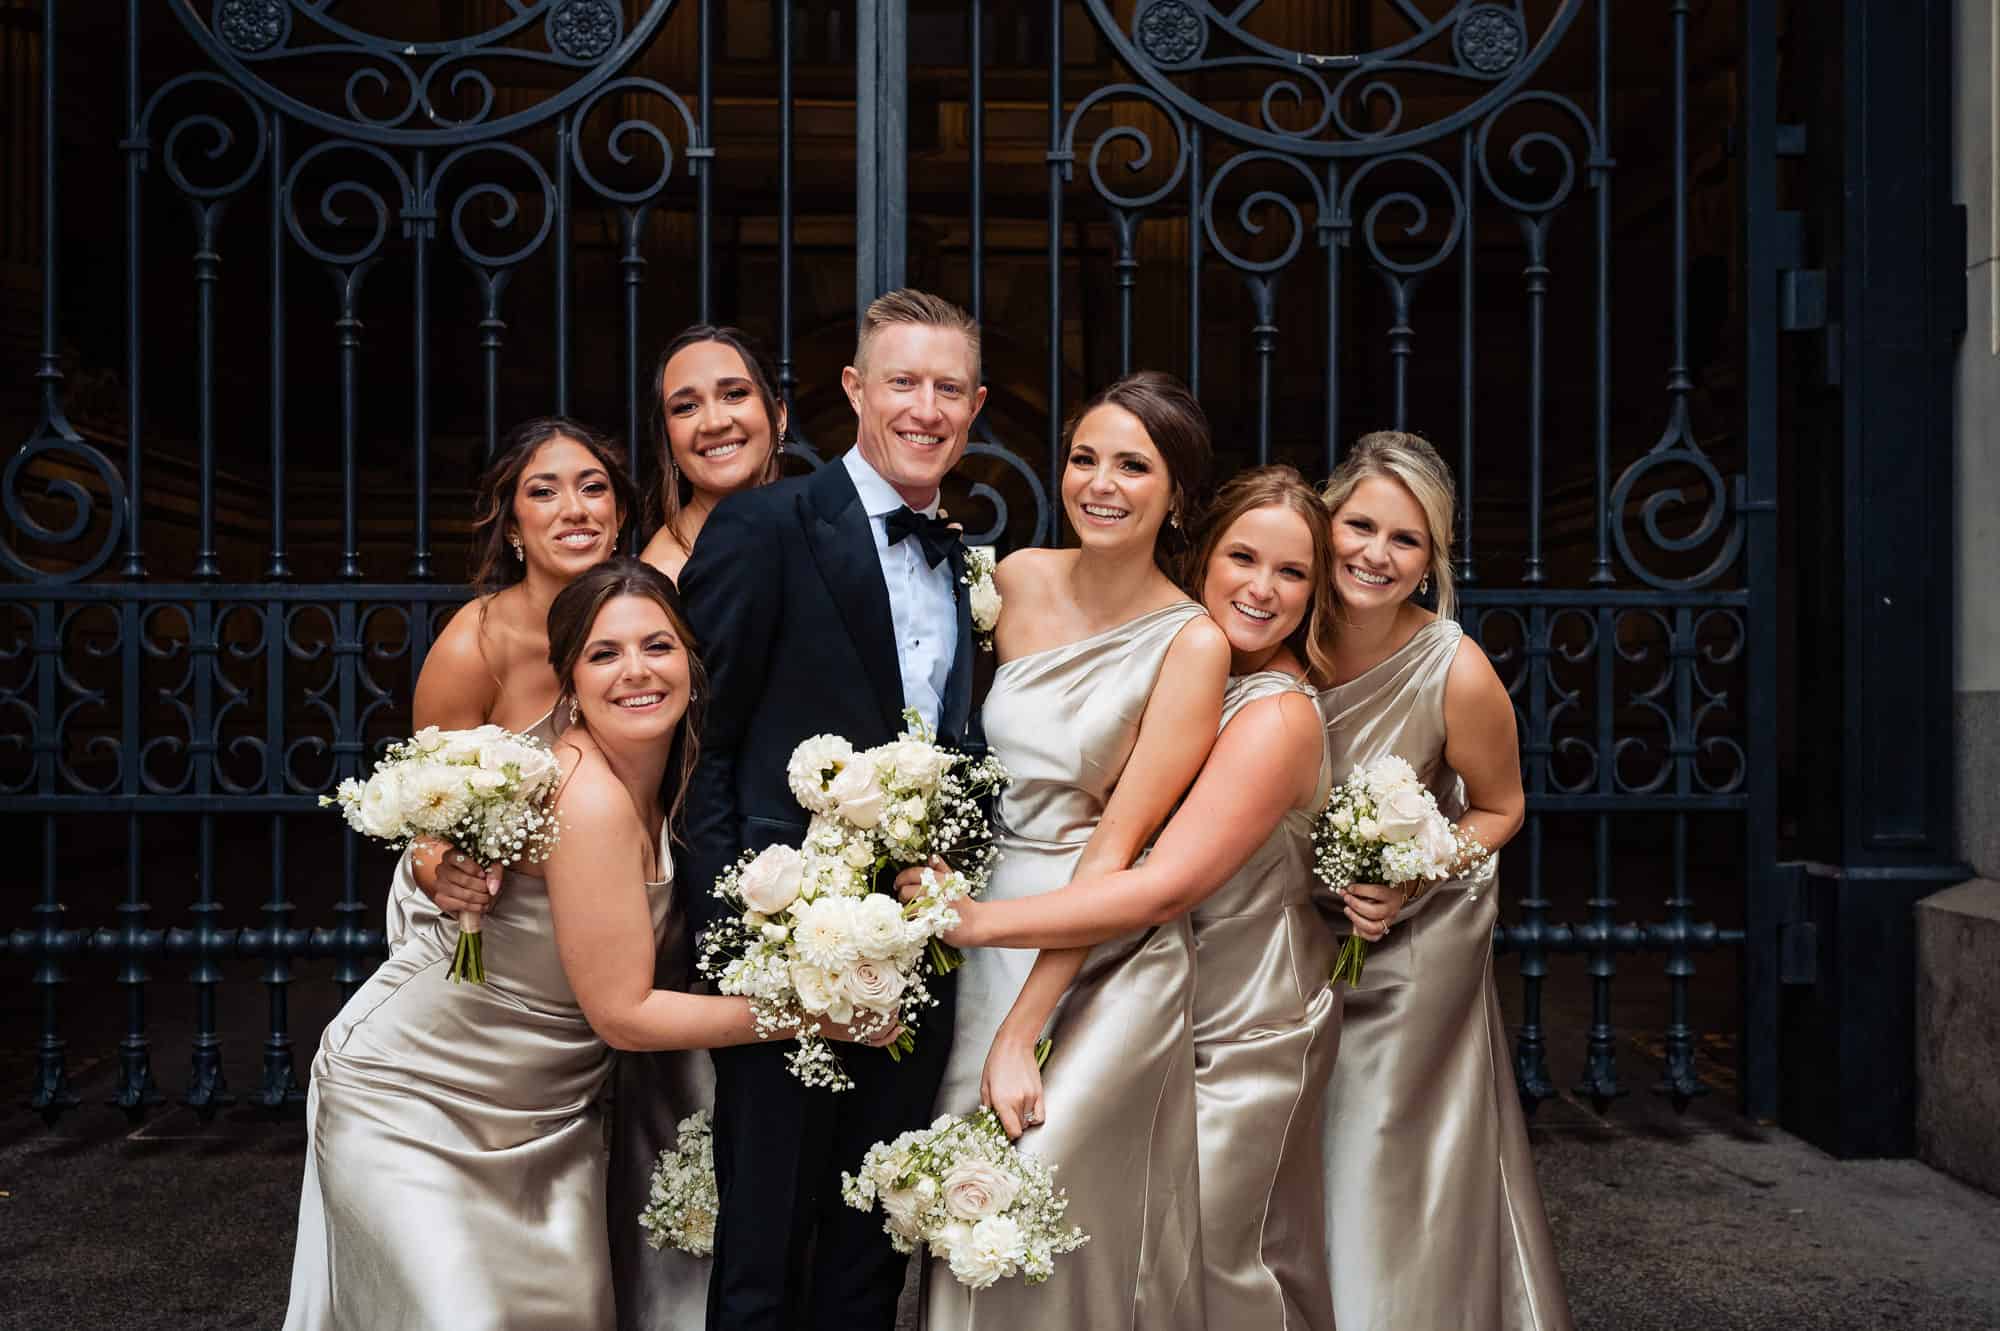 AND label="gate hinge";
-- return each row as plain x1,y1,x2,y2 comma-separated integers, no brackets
1773,861,1816,985
1775,211,1828,332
